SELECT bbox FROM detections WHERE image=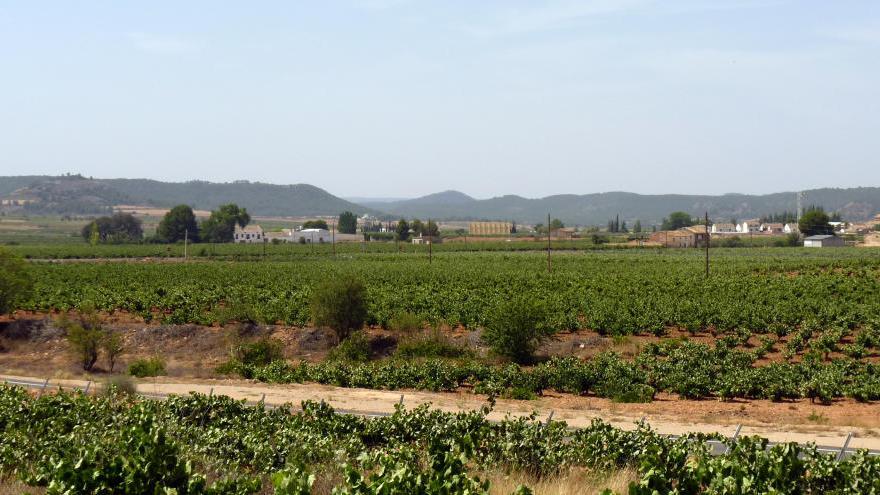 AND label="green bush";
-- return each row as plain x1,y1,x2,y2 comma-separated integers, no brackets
388,311,422,333
481,296,555,364
395,329,470,359
103,374,136,397
0,247,32,315
310,275,368,342
231,338,284,366
65,323,104,371
327,331,371,362
129,357,167,378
